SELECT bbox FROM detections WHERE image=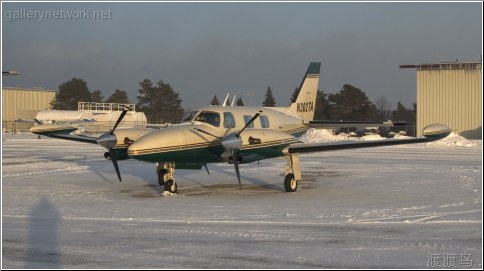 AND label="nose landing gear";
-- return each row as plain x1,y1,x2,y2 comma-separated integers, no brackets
156,162,178,193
